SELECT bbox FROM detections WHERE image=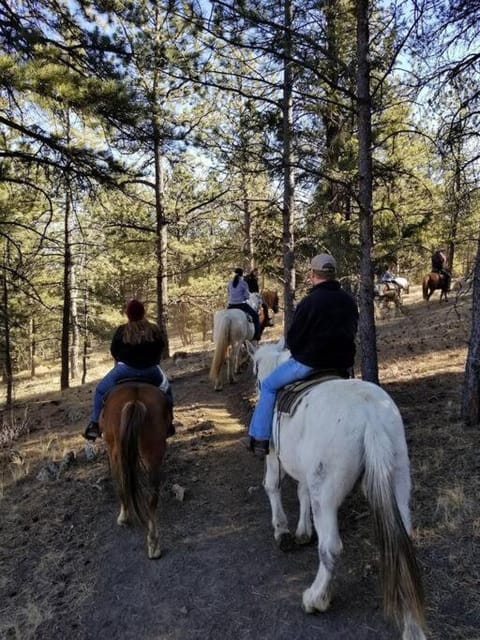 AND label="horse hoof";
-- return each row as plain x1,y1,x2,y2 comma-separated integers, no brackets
148,545,162,559
278,532,296,552
302,588,331,613
296,532,316,546
117,509,130,526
